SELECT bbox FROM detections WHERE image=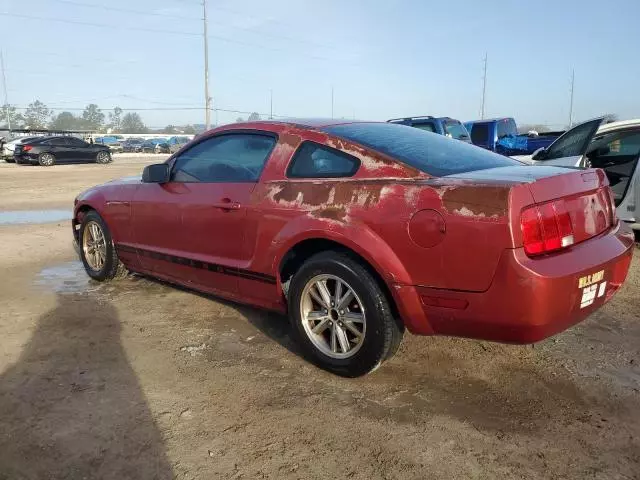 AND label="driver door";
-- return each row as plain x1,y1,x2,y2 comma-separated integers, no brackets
131,132,277,297
529,118,604,167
